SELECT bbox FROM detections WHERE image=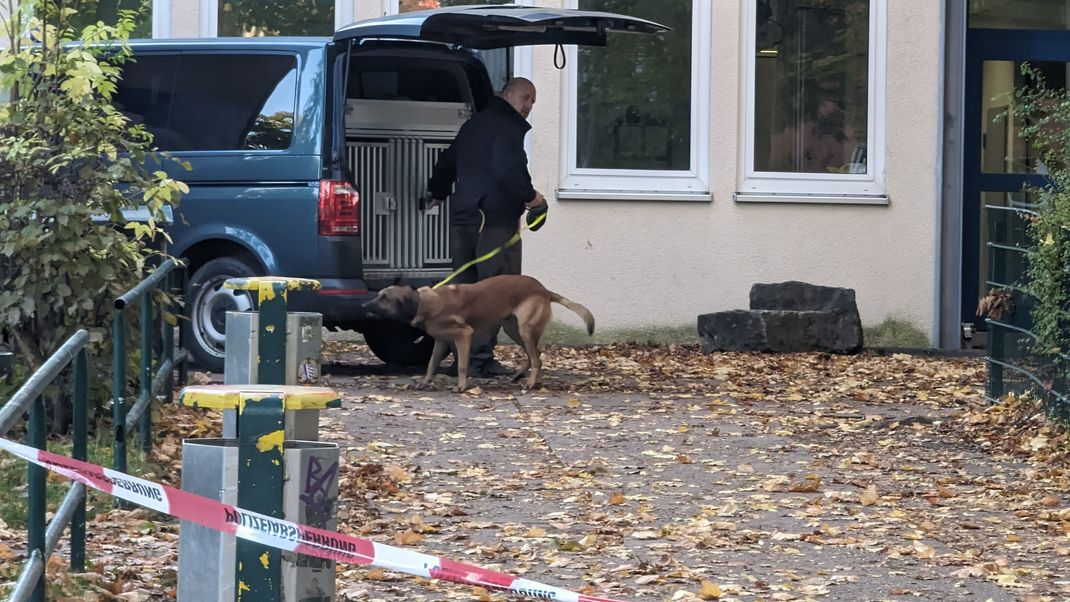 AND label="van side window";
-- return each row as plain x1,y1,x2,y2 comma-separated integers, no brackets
115,54,298,151
112,55,181,147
